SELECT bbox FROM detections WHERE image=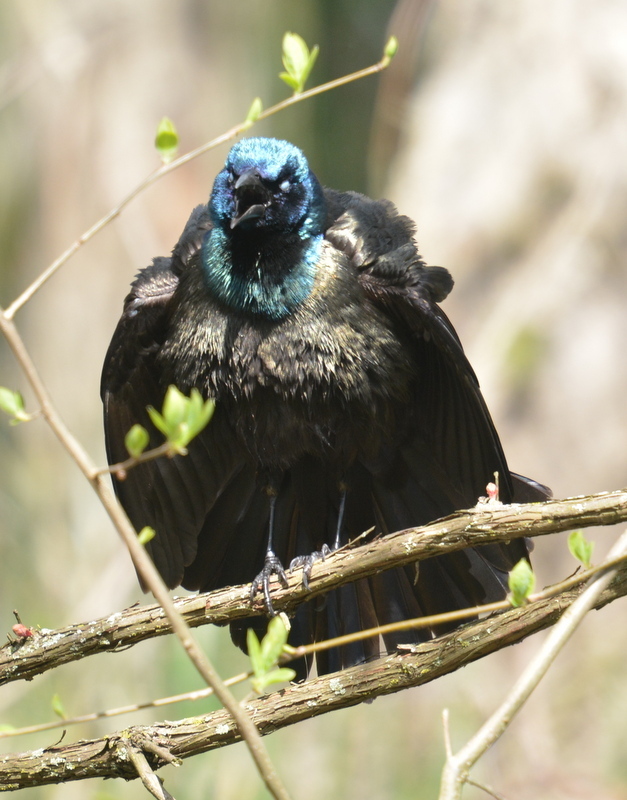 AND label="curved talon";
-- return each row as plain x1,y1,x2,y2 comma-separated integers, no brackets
289,544,332,590
251,551,289,615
